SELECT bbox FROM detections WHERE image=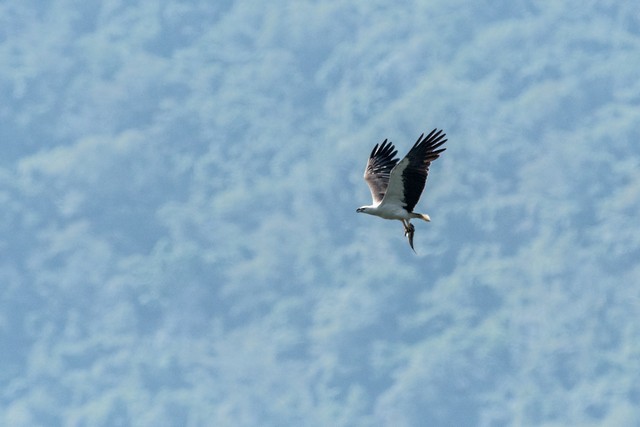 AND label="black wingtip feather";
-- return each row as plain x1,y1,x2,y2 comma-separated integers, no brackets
371,139,398,160
412,129,447,150
369,143,380,158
